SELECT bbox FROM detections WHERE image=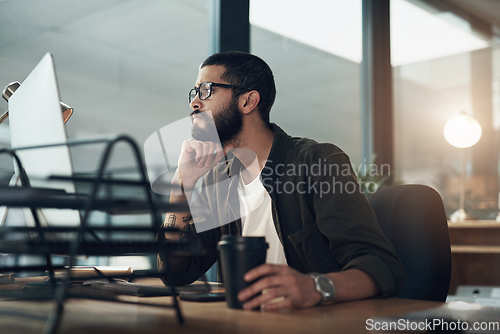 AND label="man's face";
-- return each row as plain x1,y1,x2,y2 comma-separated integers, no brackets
190,65,243,146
